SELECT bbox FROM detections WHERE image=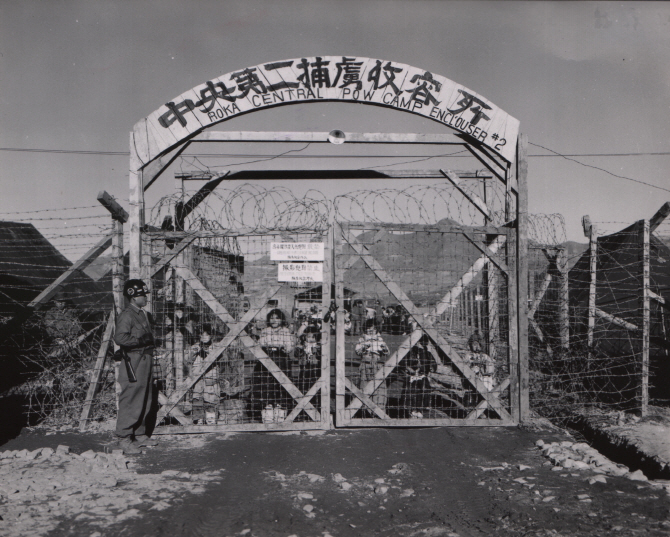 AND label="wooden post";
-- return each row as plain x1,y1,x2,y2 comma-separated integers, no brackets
78,309,115,430
556,248,570,350
506,168,519,423
129,133,144,279
334,222,346,424
321,227,332,426
640,219,650,417
516,133,530,422
583,216,598,348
